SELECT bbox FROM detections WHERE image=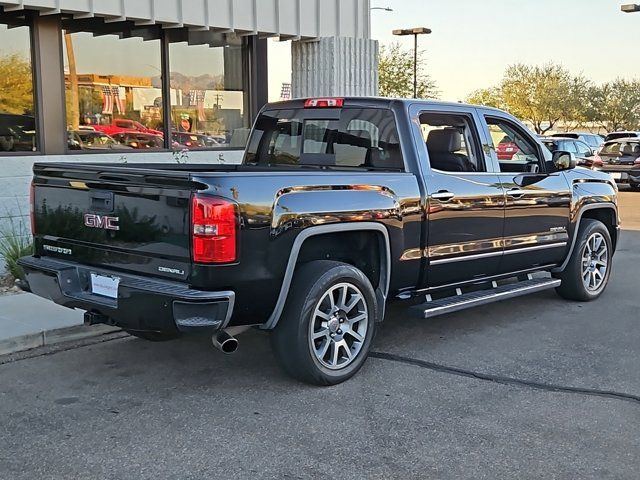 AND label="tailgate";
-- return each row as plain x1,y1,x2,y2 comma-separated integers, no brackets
32,163,199,281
